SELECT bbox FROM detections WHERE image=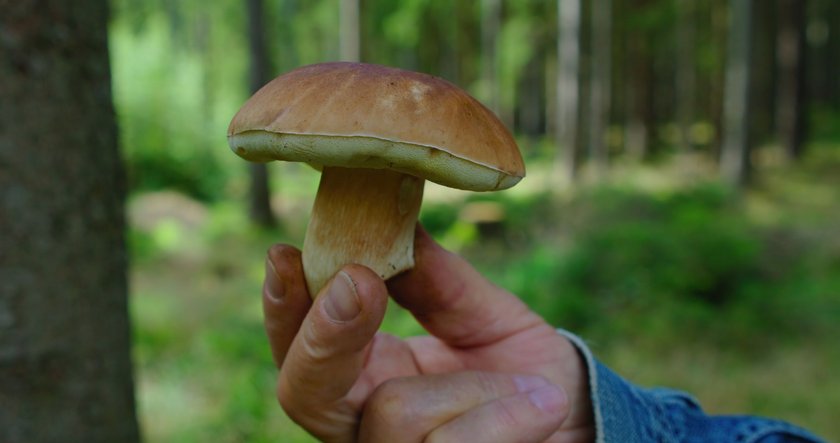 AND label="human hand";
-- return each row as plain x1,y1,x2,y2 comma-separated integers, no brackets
263,226,594,442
